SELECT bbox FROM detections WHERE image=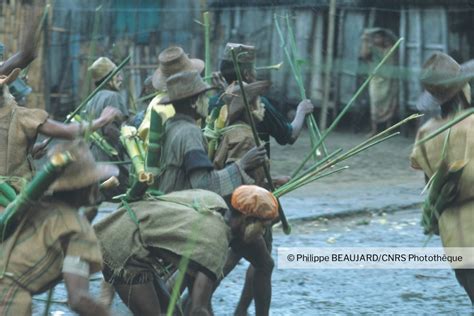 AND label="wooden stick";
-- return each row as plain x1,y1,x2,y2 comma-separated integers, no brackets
291,38,404,178
231,48,291,235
